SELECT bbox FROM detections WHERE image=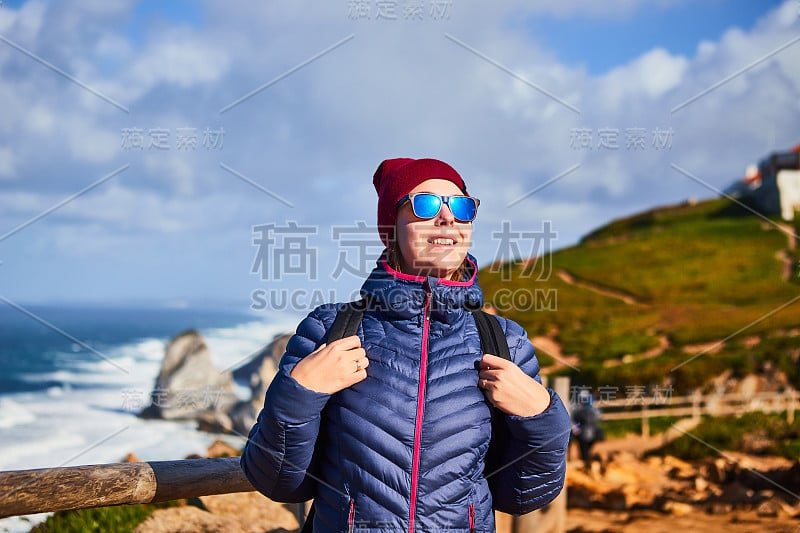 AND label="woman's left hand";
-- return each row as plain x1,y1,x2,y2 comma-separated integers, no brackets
478,353,551,417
